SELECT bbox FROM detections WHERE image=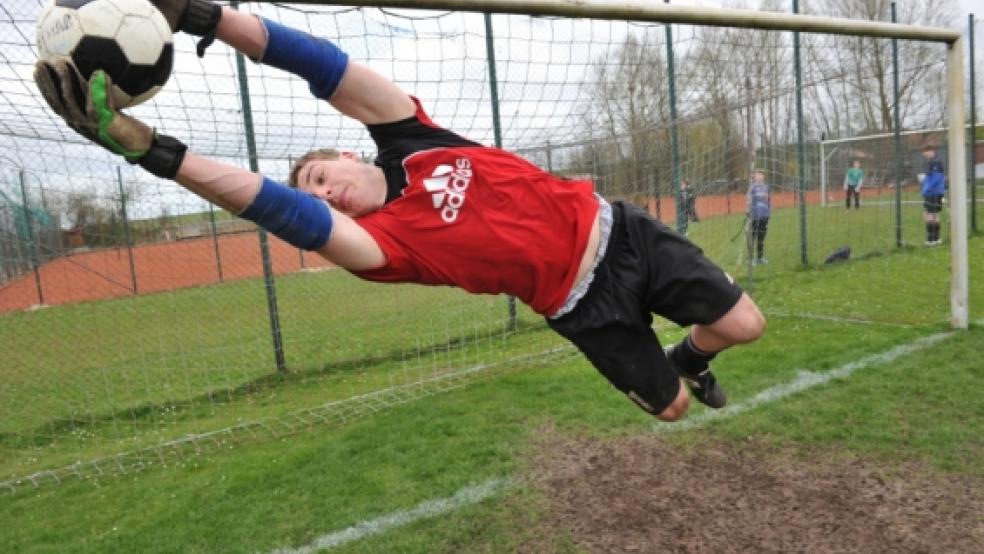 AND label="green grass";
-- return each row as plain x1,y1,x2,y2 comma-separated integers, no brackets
0,207,981,553
1,316,981,553
0,272,550,477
